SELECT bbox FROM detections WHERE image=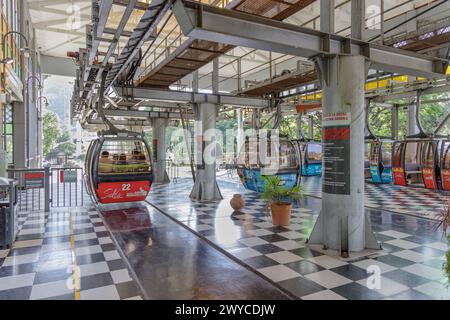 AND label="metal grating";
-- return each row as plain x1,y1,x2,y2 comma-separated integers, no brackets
240,69,317,97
